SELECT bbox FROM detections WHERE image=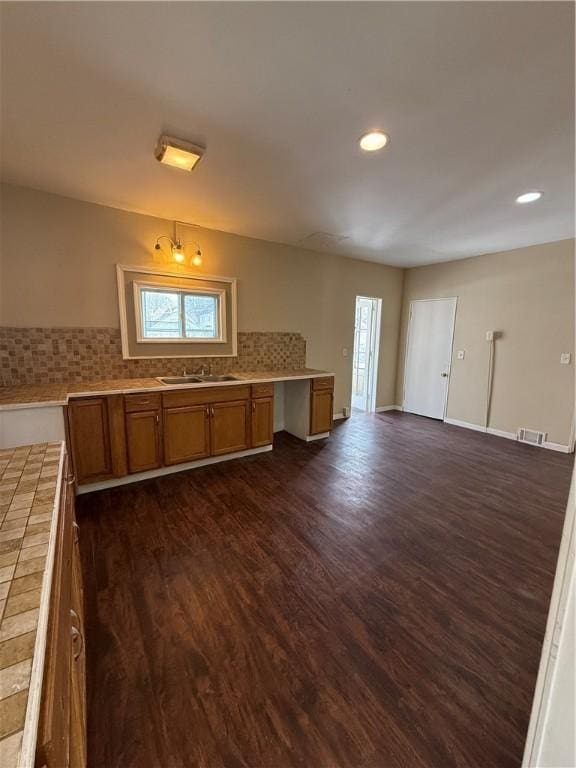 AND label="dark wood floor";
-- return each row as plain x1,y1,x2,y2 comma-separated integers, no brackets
77,412,573,768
